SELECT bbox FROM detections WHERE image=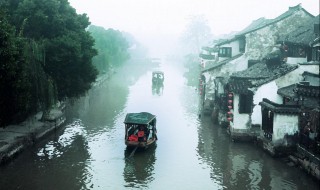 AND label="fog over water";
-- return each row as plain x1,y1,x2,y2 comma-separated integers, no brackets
0,59,319,189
